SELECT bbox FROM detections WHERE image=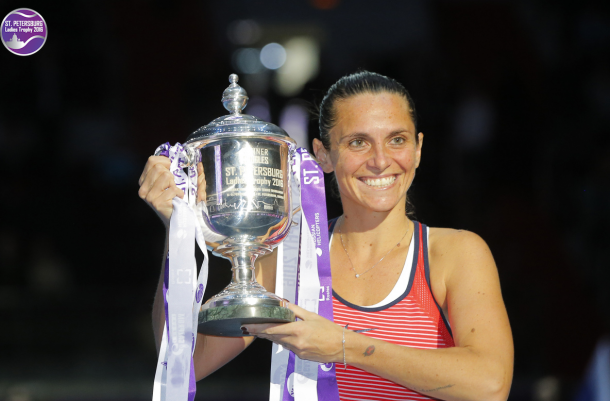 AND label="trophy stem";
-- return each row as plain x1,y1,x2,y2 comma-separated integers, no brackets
198,244,295,336
228,252,258,285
